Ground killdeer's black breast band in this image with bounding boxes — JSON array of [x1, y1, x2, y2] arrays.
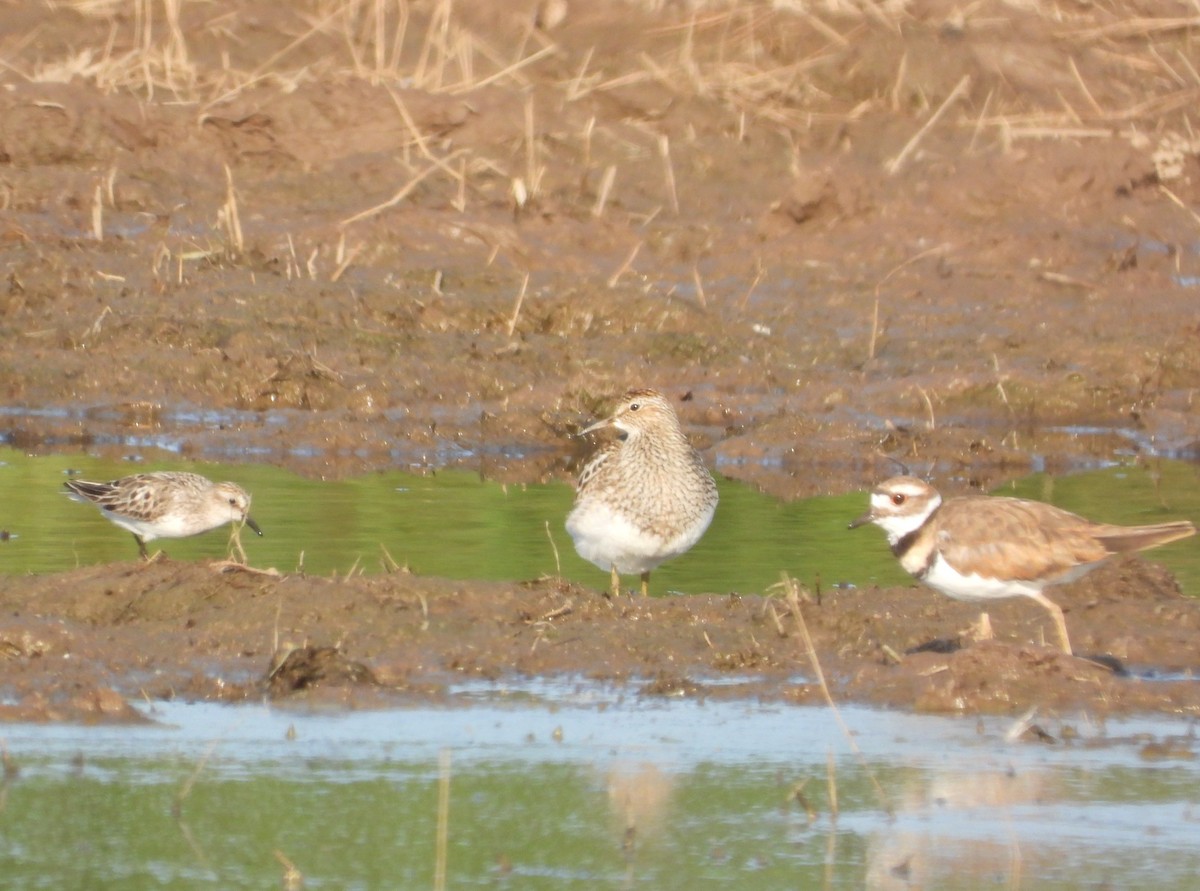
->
[[892, 528, 937, 579], [891, 528, 918, 559]]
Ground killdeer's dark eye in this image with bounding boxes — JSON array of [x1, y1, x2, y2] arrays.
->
[[891, 493, 906, 506]]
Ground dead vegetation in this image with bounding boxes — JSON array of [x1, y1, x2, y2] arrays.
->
[[0, 0, 1197, 493], [14, 1, 1198, 226]]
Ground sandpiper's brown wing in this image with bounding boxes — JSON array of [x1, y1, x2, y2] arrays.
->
[[575, 440, 616, 493], [63, 479, 118, 504], [934, 496, 1115, 582], [64, 474, 165, 522]]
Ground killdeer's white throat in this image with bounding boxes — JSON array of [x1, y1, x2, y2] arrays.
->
[[850, 475, 1195, 655], [566, 388, 718, 597]]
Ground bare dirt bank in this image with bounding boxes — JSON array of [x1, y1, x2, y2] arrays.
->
[[1, 1, 1199, 720]]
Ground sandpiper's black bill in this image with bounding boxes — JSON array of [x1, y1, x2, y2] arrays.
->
[[245, 517, 264, 536]]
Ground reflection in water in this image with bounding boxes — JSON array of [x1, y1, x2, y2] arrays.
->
[[605, 760, 674, 846], [867, 768, 1054, 890], [2, 695, 1200, 888]]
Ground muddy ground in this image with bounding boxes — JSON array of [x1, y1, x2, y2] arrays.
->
[[1, 0, 1200, 721]]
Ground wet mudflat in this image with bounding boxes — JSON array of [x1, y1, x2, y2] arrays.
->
[[6, 3, 1200, 886], [0, 3, 1199, 717]]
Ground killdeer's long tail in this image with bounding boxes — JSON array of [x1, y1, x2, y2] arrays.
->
[[1094, 520, 1195, 555]]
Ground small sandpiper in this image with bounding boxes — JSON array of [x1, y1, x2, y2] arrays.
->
[[566, 388, 719, 597], [65, 471, 262, 560], [850, 475, 1196, 654]]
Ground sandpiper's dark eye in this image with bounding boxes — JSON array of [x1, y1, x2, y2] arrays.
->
[[891, 493, 906, 505], [229, 498, 238, 506], [629, 402, 641, 411]]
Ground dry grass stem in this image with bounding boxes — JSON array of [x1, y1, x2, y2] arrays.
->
[[968, 88, 994, 154], [867, 298, 880, 361], [91, 184, 103, 241], [800, 10, 851, 48], [454, 156, 467, 212], [657, 134, 680, 215], [274, 850, 304, 891], [1067, 16, 1200, 43], [826, 749, 838, 820], [1068, 55, 1105, 116], [512, 177, 529, 211], [977, 125, 1115, 141], [379, 543, 404, 574], [523, 94, 543, 202], [992, 352, 1014, 417], [690, 265, 707, 308], [226, 520, 248, 564], [174, 736, 222, 816], [220, 164, 244, 254], [506, 273, 531, 337], [385, 85, 440, 161], [916, 384, 936, 431], [330, 242, 364, 283], [434, 747, 451, 891], [781, 575, 891, 817], [210, 560, 280, 577], [450, 43, 555, 94], [592, 164, 617, 217], [607, 241, 643, 288], [341, 153, 463, 226], [81, 305, 112, 343], [871, 243, 952, 360], [889, 50, 908, 113], [1175, 50, 1200, 87], [886, 74, 971, 175], [1159, 184, 1200, 228], [567, 46, 597, 101], [544, 519, 562, 577], [738, 264, 764, 310]]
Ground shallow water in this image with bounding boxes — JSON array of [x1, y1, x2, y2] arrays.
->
[[1, 448, 1199, 596], [1, 687, 1198, 889]]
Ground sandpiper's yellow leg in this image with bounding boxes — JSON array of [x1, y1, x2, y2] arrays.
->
[[609, 565, 621, 598], [640, 571, 651, 598]]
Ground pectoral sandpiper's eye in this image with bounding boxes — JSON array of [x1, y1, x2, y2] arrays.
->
[[629, 402, 641, 411]]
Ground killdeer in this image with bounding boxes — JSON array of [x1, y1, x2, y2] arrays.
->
[[849, 475, 1196, 655], [566, 388, 718, 597]]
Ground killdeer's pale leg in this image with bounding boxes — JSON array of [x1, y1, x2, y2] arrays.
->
[[1028, 592, 1072, 655]]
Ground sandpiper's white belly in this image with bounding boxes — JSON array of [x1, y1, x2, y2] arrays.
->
[[566, 499, 715, 575], [109, 511, 204, 541]]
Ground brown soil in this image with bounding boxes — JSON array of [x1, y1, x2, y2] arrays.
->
[[2, 0, 1200, 721], [3, 555, 1199, 722]]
